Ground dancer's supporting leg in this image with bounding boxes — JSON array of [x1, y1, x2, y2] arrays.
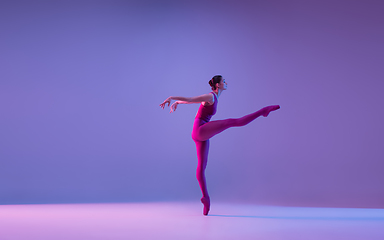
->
[[194, 139, 210, 215], [194, 105, 280, 142]]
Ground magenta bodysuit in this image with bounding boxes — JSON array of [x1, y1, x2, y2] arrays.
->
[[192, 92, 218, 215], [195, 92, 218, 122], [190, 91, 279, 215], [192, 92, 218, 142]]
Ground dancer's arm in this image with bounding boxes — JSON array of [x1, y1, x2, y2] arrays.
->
[[169, 100, 198, 113], [171, 94, 214, 103], [160, 94, 214, 113], [160, 93, 214, 111]]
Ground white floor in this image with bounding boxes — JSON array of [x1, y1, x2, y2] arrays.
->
[[1, 202, 383, 240]]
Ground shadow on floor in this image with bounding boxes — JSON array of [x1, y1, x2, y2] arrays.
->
[[209, 214, 384, 221]]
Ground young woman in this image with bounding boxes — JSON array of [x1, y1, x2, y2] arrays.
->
[[160, 75, 280, 216]]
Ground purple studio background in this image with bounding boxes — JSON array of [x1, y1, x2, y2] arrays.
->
[[0, 0, 383, 207]]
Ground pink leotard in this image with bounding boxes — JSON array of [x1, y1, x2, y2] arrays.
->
[[195, 92, 218, 122]]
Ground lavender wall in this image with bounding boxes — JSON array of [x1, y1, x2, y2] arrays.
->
[[1, 0, 383, 207]]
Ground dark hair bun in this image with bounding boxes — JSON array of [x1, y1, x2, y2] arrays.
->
[[209, 75, 222, 90]]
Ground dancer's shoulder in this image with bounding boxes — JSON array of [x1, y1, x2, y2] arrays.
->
[[204, 92, 215, 105]]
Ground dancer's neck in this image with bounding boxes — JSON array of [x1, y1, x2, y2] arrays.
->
[[213, 89, 223, 98]]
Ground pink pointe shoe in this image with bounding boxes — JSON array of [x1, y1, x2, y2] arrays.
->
[[201, 197, 210, 216], [262, 105, 280, 117]]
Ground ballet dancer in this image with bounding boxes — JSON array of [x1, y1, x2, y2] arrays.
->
[[160, 75, 280, 216]]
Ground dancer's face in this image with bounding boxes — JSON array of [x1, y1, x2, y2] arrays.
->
[[217, 78, 228, 90]]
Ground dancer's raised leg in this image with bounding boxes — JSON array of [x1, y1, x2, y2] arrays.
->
[[194, 139, 210, 215], [194, 105, 280, 141]]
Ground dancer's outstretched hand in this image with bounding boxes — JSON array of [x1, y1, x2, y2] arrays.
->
[[170, 101, 179, 113], [160, 97, 172, 109]]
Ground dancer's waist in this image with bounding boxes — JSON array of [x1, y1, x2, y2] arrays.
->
[[195, 116, 211, 122]]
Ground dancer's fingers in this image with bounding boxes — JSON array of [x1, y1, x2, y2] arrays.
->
[[170, 102, 178, 112]]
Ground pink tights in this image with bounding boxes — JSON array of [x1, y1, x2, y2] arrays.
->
[[191, 105, 280, 215]]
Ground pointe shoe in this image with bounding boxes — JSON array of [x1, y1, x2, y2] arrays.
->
[[262, 105, 280, 117], [201, 197, 210, 216]]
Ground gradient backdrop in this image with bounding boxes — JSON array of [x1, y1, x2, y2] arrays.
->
[[1, 0, 383, 207]]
